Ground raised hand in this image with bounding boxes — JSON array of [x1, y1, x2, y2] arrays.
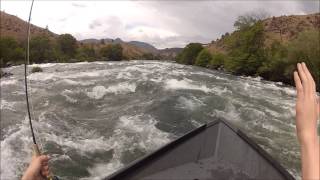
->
[[293, 62, 319, 180]]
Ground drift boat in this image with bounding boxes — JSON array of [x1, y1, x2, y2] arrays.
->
[[106, 119, 295, 180]]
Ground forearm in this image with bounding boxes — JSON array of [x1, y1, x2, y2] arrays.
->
[[300, 136, 320, 180]]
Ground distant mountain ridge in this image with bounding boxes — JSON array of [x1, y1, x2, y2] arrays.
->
[[80, 38, 158, 52]]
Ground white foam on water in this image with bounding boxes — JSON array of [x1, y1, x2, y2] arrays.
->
[[59, 79, 94, 86], [211, 102, 242, 122], [87, 83, 136, 99], [170, 69, 188, 76], [190, 119, 203, 127], [81, 161, 122, 180], [0, 121, 33, 179], [28, 72, 55, 81], [44, 133, 112, 155], [61, 89, 78, 103], [22, 113, 170, 180], [164, 79, 211, 93], [74, 61, 89, 65], [1, 100, 16, 111], [107, 83, 136, 95], [261, 123, 281, 133], [82, 114, 171, 179], [118, 115, 170, 150], [87, 86, 107, 99], [116, 71, 133, 80], [164, 78, 230, 95], [64, 71, 102, 79], [61, 79, 78, 85], [93, 61, 107, 65], [241, 75, 262, 82], [0, 79, 18, 86], [149, 76, 164, 83], [29, 63, 58, 68], [123, 66, 153, 74], [190, 71, 214, 78], [264, 108, 280, 117], [282, 87, 296, 97], [175, 96, 204, 111]]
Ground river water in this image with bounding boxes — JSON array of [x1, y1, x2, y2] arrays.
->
[[0, 61, 304, 179]]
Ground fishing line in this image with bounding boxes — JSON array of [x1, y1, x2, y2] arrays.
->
[[24, 0, 37, 145], [24, 1, 59, 179]]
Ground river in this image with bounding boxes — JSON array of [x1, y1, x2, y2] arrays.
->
[[1, 61, 302, 179]]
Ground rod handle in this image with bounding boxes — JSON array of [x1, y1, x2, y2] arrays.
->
[[32, 144, 60, 180], [32, 143, 41, 156]]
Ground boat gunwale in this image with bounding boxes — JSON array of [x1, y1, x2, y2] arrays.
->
[[106, 119, 295, 180]]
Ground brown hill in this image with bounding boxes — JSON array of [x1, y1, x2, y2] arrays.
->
[[0, 11, 57, 41], [207, 13, 320, 53], [0, 11, 159, 60]]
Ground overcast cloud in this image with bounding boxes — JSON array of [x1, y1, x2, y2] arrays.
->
[[1, 1, 319, 49]]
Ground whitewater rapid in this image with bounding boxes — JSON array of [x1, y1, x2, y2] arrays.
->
[[1, 61, 302, 179]]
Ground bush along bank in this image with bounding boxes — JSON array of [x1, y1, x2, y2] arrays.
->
[[176, 20, 319, 91]]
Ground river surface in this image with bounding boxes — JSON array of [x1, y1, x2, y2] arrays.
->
[[0, 61, 306, 179]]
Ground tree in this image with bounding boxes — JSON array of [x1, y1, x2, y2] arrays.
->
[[0, 37, 24, 67], [195, 49, 212, 67], [77, 45, 96, 61], [30, 35, 55, 63], [234, 11, 270, 30], [226, 21, 266, 75], [57, 34, 77, 58], [99, 44, 123, 61], [176, 43, 203, 65], [257, 41, 288, 82], [141, 53, 157, 60], [209, 53, 227, 69]]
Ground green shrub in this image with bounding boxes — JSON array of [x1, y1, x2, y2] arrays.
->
[[209, 53, 227, 69], [30, 35, 55, 63], [57, 34, 78, 58], [225, 21, 265, 75], [100, 44, 123, 61], [286, 30, 320, 90], [31, 66, 43, 73], [0, 37, 25, 67], [176, 43, 203, 65], [195, 49, 212, 67], [257, 41, 288, 82]]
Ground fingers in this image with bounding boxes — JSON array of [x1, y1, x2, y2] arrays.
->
[[297, 63, 309, 93], [38, 155, 49, 163], [317, 96, 320, 116], [41, 165, 50, 177], [294, 71, 303, 98], [301, 62, 316, 94], [39, 155, 50, 177]]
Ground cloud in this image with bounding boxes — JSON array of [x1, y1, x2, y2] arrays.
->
[[71, 3, 87, 8], [297, 1, 320, 13], [1, 1, 318, 48], [89, 19, 102, 30]]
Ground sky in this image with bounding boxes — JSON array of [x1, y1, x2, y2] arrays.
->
[[1, 0, 319, 49]]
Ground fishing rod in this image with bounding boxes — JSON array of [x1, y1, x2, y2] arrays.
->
[[24, 1, 58, 179]]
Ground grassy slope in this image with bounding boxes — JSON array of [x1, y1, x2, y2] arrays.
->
[[207, 13, 320, 54]]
